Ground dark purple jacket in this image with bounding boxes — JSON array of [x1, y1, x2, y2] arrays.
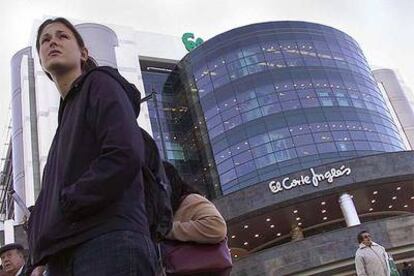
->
[[28, 69, 149, 265]]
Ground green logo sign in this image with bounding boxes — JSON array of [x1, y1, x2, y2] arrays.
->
[[182, 33, 204, 52]]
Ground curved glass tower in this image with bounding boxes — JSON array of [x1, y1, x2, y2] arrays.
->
[[170, 21, 405, 195]]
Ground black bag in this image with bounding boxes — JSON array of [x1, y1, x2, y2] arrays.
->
[[86, 67, 173, 241], [141, 129, 173, 241]]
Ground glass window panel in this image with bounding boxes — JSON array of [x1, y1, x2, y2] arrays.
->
[[298, 89, 316, 98], [258, 94, 279, 105], [252, 143, 273, 158], [261, 103, 282, 116], [350, 131, 367, 140], [235, 161, 256, 176], [220, 169, 237, 184], [317, 143, 337, 153], [249, 133, 270, 147], [332, 131, 351, 141], [244, 53, 265, 65], [255, 153, 277, 168], [313, 132, 333, 143], [293, 134, 314, 146], [286, 58, 304, 67], [166, 150, 185, 160], [217, 158, 234, 174], [289, 124, 311, 135], [212, 138, 230, 154], [221, 108, 239, 121], [233, 150, 253, 165], [281, 99, 301, 111], [272, 138, 294, 151], [268, 128, 290, 140], [206, 114, 222, 128], [255, 84, 275, 97], [366, 132, 381, 141], [230, 140, 250, 153], [278, 91, 298, 101], [369, 142, 385, 151], [236, 88, 257, 103], [264, 49, 283, 61], [275, 148, 297, 162], [354, 141, 371, 151], [224, 115, 242, 130], [247, 63, 267, 74], [241, 108, 262, 122], [336, 142, 355, 151], [242, 44, 262, 56], [300, 97, 320, 107], [211, 75, 230, 89], [297, 144, 318, 156], [320, 97, 334, 106], [337, 97, 351, 106], [304, 57, 321, 66], [209, 124, 224, 139]]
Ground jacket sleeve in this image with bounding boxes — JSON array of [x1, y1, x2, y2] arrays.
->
[[166, 194, 227, 244], [60, 72, 143, 220], [355, 253, 367, 276]]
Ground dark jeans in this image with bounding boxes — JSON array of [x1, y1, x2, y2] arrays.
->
[[46, 230, 156, 276]]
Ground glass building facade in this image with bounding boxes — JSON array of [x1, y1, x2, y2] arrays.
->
[[165, 21, 406, 195], [140, 59, 218, 196]]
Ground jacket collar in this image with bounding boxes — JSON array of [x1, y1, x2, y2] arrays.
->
[[359, 241, 379, 249]]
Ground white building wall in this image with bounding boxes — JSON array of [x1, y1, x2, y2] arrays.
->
[[373, 69, 414, 150]]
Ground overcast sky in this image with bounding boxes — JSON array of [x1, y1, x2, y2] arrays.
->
[[0, 0, 413, 156]]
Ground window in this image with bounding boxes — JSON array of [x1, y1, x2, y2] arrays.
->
[[220, 169, 237, 184], [293, 134, 314, 146], [272, 138, 294, 151], [275, 148, 297, 162], [252, 143, 273, 158], [317, 143, 337, 153], [297, 144, 318, 156], [255, 153, 277, 167], [235, 161, 256, 176]]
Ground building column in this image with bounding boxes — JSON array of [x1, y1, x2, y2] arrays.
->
[[339, 193, 360, 227], [4, 219, 15, 244]]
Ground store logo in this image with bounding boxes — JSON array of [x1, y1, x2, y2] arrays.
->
[[268, 165, 351, 194], [182, 32, 204, 52]]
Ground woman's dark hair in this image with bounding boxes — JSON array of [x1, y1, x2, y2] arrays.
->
[[36, 17, 97, 80], [357, 230, 369, 243], [162, 161, 201, 213]]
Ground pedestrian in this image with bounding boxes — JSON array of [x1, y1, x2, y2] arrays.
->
[[290, 224, 304, 241], [162, 161, 230, 275], [28, 17, 155, 275], [0, 243, 26, 276], [355, 230, 390, 276]]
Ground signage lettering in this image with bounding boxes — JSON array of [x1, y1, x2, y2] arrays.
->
[[269, 165, 351, 194], [182, 32, 204, 52]]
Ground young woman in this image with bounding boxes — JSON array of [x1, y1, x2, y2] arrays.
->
[[28, 17, 156, 275]]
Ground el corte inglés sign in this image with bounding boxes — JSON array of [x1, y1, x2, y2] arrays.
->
[[268, 165, 351, 194]]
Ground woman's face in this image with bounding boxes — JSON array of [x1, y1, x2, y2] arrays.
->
[[38, 22, 87, 78]]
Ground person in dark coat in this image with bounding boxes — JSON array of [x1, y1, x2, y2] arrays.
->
[[28, 17, 155, 275], [0, 243, 26, 276]]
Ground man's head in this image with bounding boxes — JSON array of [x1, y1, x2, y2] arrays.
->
[[0, 243, 25, 274], [357, 230, 372, 246]]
